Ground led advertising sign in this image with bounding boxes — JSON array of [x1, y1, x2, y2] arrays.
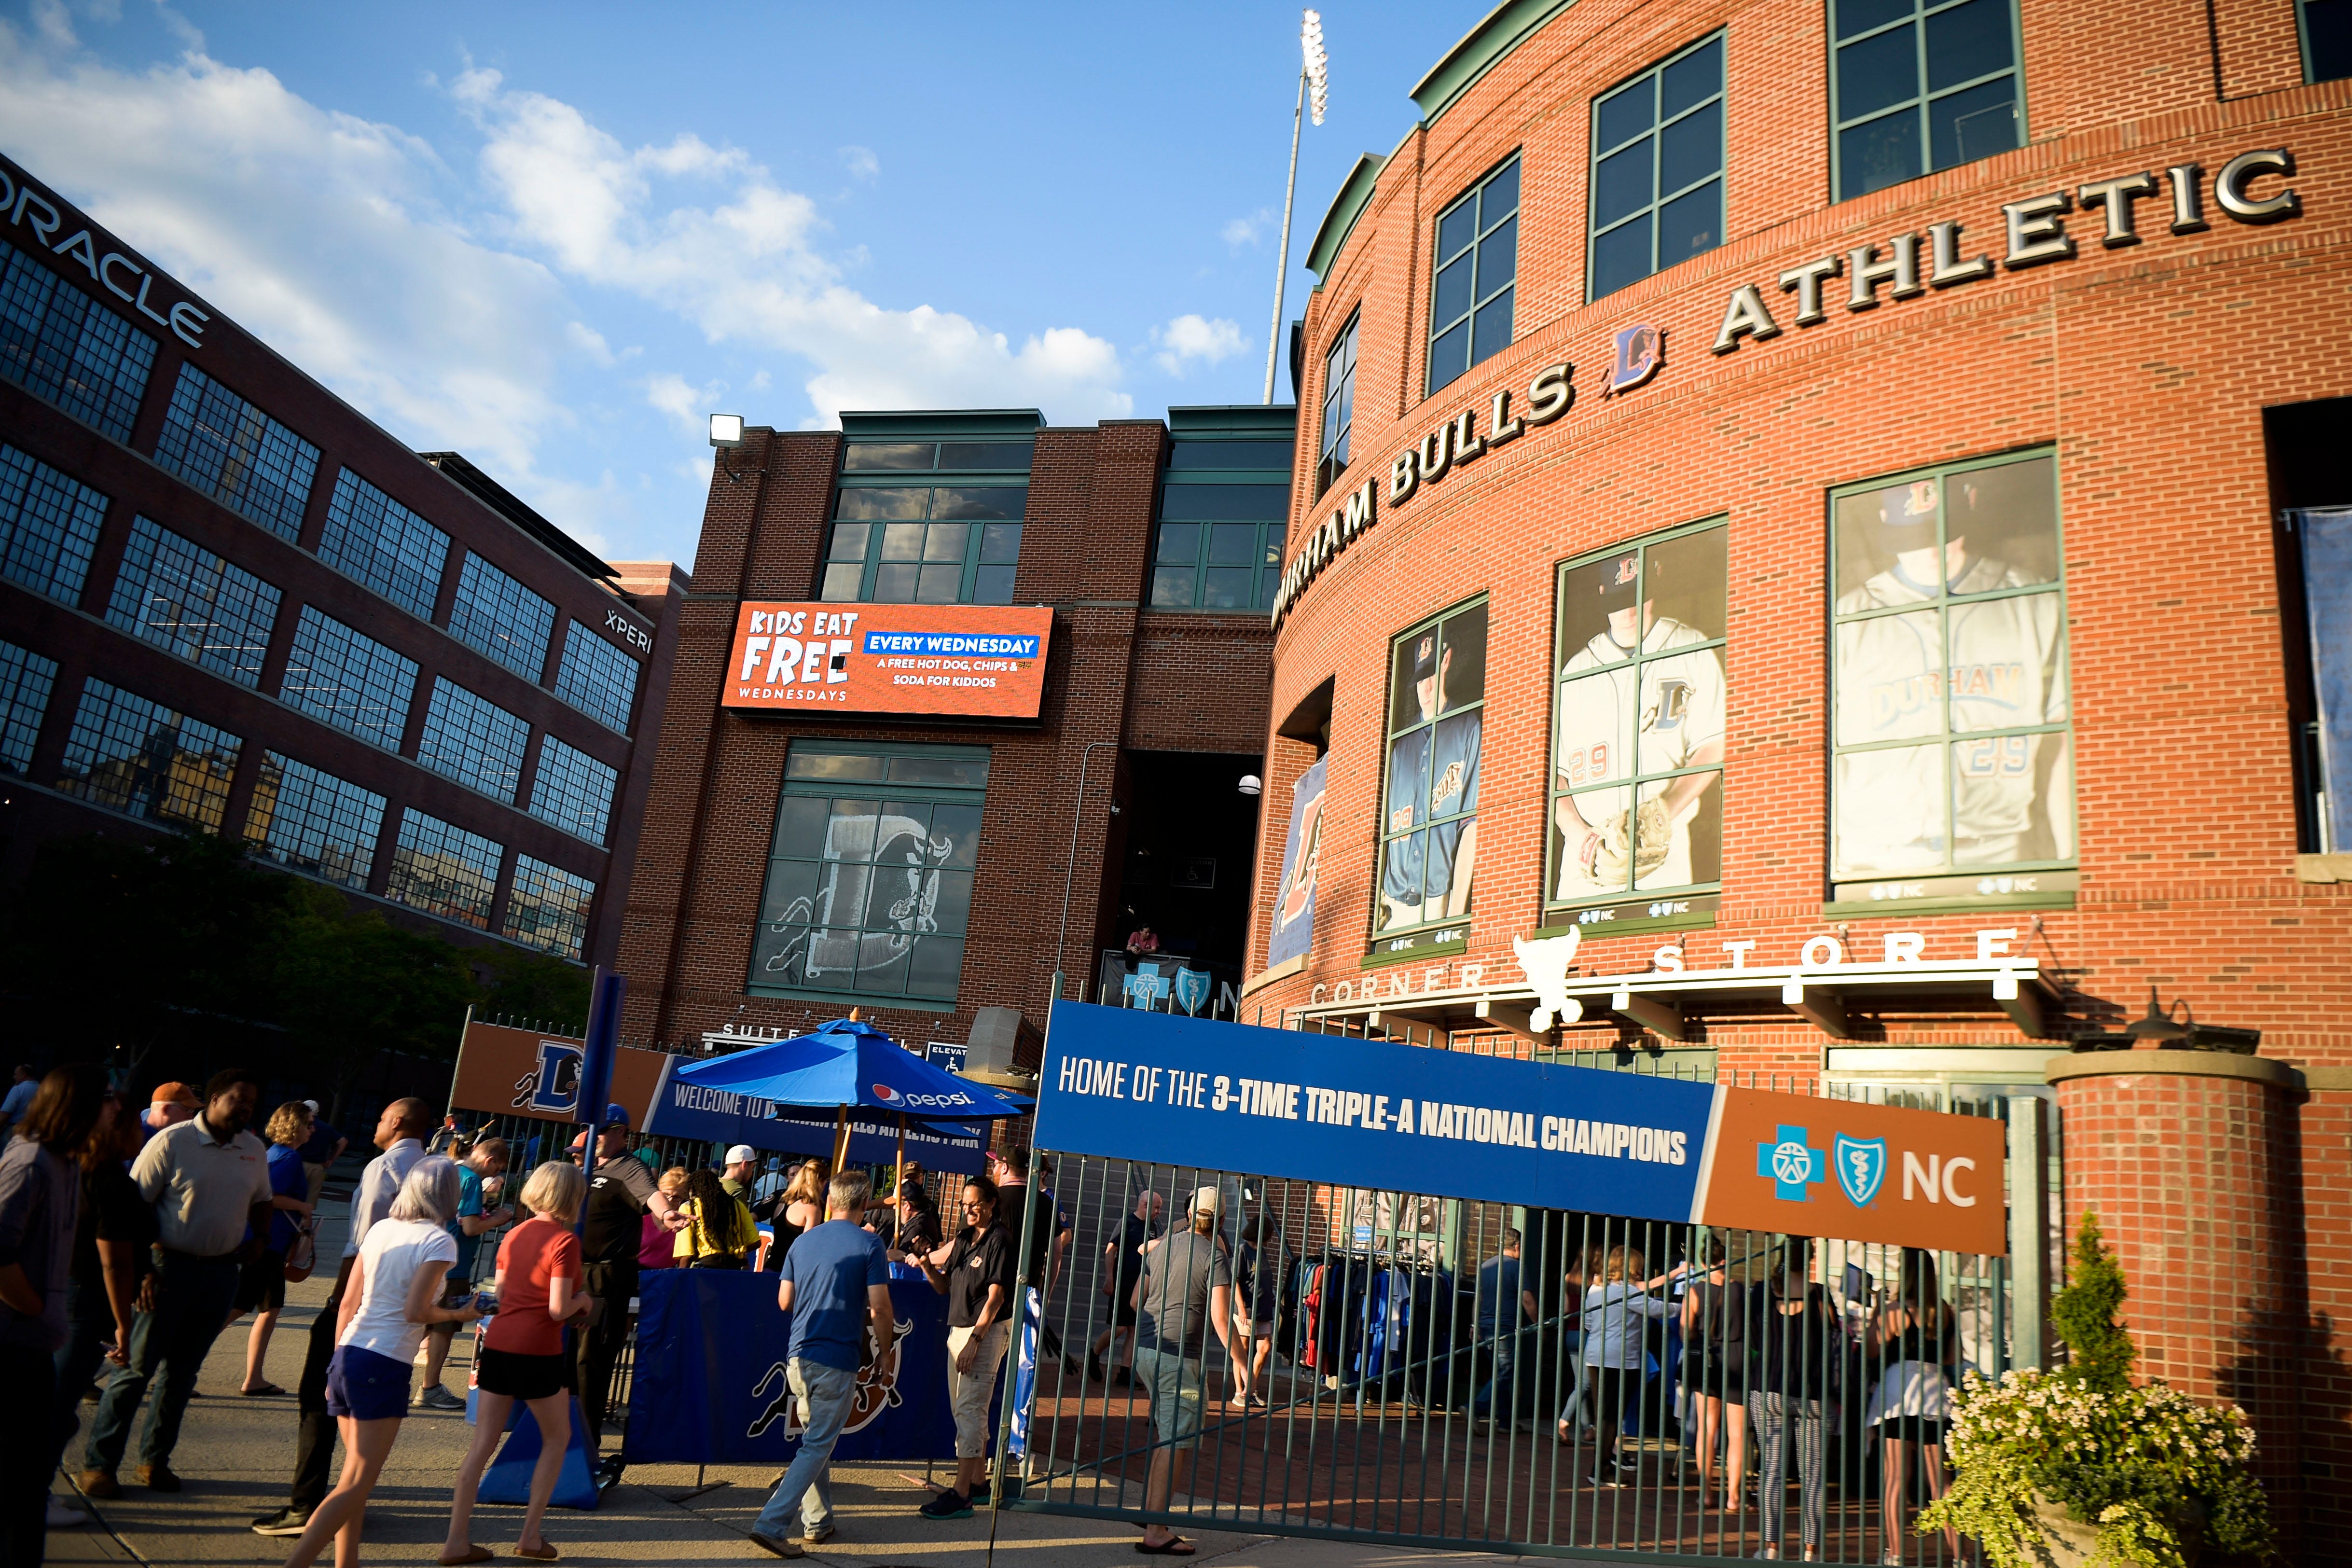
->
[[722, 601, 1053, 720]]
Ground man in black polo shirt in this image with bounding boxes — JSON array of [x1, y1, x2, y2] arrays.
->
[[914, 1175, 1015, 1520], [575, 1106, 681, 1466], [988, 1146, 1071, 1362]]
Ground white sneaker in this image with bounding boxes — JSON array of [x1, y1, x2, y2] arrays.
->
[[47, 1497, 89, 1527]]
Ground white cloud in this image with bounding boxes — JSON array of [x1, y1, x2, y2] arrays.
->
[[1152, 314, 1247, 377], [1222, 208, 1274, 249], [643, 371, 722, 434], [565, 319, 617, 365], [839, 144, 878, 181]]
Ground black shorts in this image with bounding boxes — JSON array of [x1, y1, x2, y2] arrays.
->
[[234, 1248, 286, 1315], [1882, 1415, 1946, 1444], [478, 1347, 571, 1401]]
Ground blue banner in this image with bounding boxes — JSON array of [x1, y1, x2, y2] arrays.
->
[[1036, 1002, 1719, 1224], [644, 1055, 987, 1173], [1266, 756, 1327, 967], [624, 1272, 959, 1465]]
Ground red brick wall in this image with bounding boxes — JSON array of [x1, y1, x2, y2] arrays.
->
[[2297, 1083, 2352, 1541]]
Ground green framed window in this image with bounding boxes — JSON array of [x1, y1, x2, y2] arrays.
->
[[822, 438, 1029, 605], [2302, 0, 2352, 81], [1375, 598, 1487, 942], [750, 740, 990, 1011], [1830, 450, 2071, 900], [1426, 157, 1519, 398], [1315, 311, 1356, 500], [1549, 518, 1728, 910], [1149, 437, 1290, 613], [1830, 0, 2022, 202], [1590, 34, 1725, 301]]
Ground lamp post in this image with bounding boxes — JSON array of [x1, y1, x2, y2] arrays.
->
[[1049, 741, 1121, 1018], [1260, 10, 1328, 404]]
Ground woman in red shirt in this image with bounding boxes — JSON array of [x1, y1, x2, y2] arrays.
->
[[440, 1162, 592, 1565]]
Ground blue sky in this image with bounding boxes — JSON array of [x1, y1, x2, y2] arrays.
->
[[0, 0, 1487, 566]]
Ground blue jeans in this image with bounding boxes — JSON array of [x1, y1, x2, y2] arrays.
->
[[1473, 1327, 1517, 1416], [750, 1359, 852, 1539], [50, 1278, 118, 1476], [85, 1249, 241, 1473]]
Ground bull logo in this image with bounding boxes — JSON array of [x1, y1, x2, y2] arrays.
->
[[1834, 1134, 1888, 1207], [516, 1041, 582, 1113], [1605, 323, 1664, 396], [748, 1314, 912, 1440], [1512, 929, 1583, 1032]]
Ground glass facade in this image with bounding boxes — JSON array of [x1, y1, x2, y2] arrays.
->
[[415, 677, 530, 802], [0, 638, 59, 776], [105, 516, 281, 687], [528, 734, 617, 846], [553, 623, 642, 734], [448, 552, 556, 683], [1426, 157, 1520, 397], [2306, 0, 2352, 81], [317, 468, 451, 620], [1316, 314, 1357, 500], [1831, 0, 2022, 201], [151, 363, 320, 542], [1376, 601, 1488, 942], [751, 741, 989, 1007], [55, 679, 241, 832], [1590, 34, 1725, 301], [1150, 473, 1288, 613], [245, 752, 386, 888], [386, 809, 504, 930], [0, 443, 109, 607], [505, 854, 595, 962], [0, 238, 155, 443], [279, 606, 418, 752], [822, 486, 1025, 605]]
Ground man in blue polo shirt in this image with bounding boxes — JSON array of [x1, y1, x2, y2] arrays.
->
[[748, 1172, 893, 1558]]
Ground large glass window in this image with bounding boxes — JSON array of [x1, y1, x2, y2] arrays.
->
[[1831, 0, 2021, 202], [822, 485, 1025, 605], [553, 623, 642, 734], [415, 678, 530, 803], [2305, 0, 2352, 81], [751, 741, 989, 1008], [316, 469, 450, 620], [386, 809, 504, 930], [1550, 522, 1728, 911], [1590, 34, 1725, 301], [244, 752, 385, 888], [105, 516, 281, 687], [1376, 601, 1487, 941], [0, 239, 156, 443], [151, 364, 319, 542], [447, 553, 556, 683], [278, 607, 417, 753], [1831, 451, 2071, 897], [1315, 313, 1357, 500], [0, 638, 59, 775], [1426, 157, 1519, 397], [0, 443, 109, 607], [504, 854, 595, 962], [1150, 480, 1288, 613], [54, 679, 240, 832], [528, 735, 617, 846]]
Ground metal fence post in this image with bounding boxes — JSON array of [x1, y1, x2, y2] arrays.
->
[[2006, 1093, 2051, 1371]]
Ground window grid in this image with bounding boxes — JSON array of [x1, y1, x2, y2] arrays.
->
[[1830, 0, 2023, 203], [1149, 479, 1290, 613], [0, 443, 110, 606], [416, 678, 530, 803], [528, 735, 618, 846], [1375, 600, 1488, 943], [245, 752, 386, 889], [0, 638, 60, 775], [279, 606, 418, 752], [505, 854, 595, 962], [1426, 157, 1520, 398], [386, 809, 504, 930], [1588, 34, 1726, 303], [151, 363, 320, 542], [1315, 313, 1358, 500], [55, 678, 241, 832], [2303, 0, 2352, 83], [553, 623, 642, 734], [821, 484, 1025, 605], [0, 239, 156, 442], [105, 515, 282, 687], [447, 553, 556, 683], [316, 469, 451, 620]]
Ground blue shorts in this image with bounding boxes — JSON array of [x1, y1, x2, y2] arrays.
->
[[326, 1345, 412, 1421]]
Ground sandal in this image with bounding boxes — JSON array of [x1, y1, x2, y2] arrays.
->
[[1136, 1539, 1195, 1556], [241, 1382, 287, 1397], [439, 1550, 494, 1566], [515, 1545, 561, 1562]]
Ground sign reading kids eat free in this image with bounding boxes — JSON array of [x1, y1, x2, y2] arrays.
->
[[1036, 1003, 2006, 1255], [723, 602, 1053, 720]]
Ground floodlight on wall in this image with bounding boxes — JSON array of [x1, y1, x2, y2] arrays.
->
[[708, 413, 757, 485], [1237, 774, 1262, 796]]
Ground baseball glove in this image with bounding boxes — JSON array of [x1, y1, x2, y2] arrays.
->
[[1584, 796, 1674, 885]]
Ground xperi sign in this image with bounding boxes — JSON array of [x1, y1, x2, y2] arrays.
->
[[1035, 1003, 2006, 1254], [723, 602, 1053, 720]]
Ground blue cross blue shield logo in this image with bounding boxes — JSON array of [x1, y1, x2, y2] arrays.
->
[[1123, 964, 1172, 1009], [1756, 1125, 1827, 1202], [1173, 967, 1212, 1016], [1833, 1134, 1887, 1207]]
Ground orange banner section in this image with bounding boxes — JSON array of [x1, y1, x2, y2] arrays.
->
[[449, 1022, 672, 1127], [720, 602, 1052, 719], [1701, 1086, 2008, 1256]]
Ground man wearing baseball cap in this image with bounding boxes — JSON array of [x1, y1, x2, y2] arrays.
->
[[141, 1083, 199, 1138], [575, 1105, 683, 1468], [1133, 1185, 1236, 1555], [720, 1145, 761, 1208]]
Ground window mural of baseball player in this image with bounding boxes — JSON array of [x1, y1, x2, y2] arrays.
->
[[1378, 602, 1486, 933], [1551, 526, 1728, 902], [1830, 453, 2072, 884]]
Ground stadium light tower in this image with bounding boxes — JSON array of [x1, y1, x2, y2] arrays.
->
[[1262, 9, 1328, 405]]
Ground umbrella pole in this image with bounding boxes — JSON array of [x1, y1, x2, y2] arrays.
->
[[895, 1112, 906, 1227], [831, 1103, 851, 1178]]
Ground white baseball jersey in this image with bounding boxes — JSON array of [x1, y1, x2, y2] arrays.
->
[[1833, 555, 2068, 876], [1554, 617, 1726, 897]]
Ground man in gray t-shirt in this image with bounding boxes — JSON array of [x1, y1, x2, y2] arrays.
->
[[1130, 1187, 1234, 1555]]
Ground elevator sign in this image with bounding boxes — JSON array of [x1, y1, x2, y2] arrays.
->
[[722, 601, 1053, 719]]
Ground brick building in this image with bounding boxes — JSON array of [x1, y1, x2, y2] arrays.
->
[[1241, 0, 2352, 1549], [0, 152, 681, 969], [617, 405, 1289, 1062]]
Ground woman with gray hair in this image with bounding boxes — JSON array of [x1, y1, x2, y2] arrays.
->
[[280, 1156, 482, 1568]]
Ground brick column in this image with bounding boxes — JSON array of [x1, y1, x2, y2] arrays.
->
[[2297, 1069, 2352, 1547], [2045, 1051, 2305, 1548]]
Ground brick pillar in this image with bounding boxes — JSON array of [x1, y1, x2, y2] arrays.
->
[[2046, 1051, 2305, 1550], [2298, 1070, 2352, 1548]]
